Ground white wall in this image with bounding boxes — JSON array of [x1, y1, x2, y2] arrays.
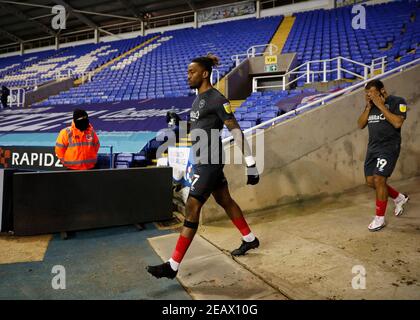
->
[[261, 0, 394, 18], [363, 0, 393, 5], [0, 51, 25, 59], [261, 0, 333, 17], [145, 22, 195, 35], [101, 30, 143, 42], [0, 39, 96, 59], [60, 38, 96, 48], [198, 13, 257, 27], [24, 45, 56, 54]]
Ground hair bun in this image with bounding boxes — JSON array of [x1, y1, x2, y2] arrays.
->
[[206, 53, 220, 67]]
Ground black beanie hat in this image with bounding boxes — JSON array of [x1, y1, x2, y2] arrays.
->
[[73, 108, 88, 121], [166, 111, 180, 125]]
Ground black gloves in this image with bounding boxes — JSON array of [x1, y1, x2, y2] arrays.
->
[[246, 164, 260, 185]]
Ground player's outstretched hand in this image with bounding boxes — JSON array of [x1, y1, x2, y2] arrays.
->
[[246, 164, 260, 185]]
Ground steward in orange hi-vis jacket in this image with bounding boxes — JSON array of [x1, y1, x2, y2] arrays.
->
[[55, 109, 100, 170]]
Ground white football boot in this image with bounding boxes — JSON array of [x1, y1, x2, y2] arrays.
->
[[368, 216, 386, 232], [394, 194, 409, 216]]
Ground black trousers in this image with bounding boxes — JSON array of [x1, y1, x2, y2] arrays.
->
[[1, 97, 8, 108]]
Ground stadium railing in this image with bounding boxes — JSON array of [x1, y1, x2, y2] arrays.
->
[[222, 57, 420, 144]]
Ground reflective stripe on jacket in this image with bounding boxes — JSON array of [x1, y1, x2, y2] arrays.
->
[[55, 121, 100, 170]]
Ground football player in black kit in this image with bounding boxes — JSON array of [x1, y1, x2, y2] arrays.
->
[[358, 79, 409, 232], [147, 54, 260, 279]]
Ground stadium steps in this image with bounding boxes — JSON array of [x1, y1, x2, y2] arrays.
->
[[73, 35, 161, 85], [266, 16, 296, 54], [215, 18, 285, 97], [380, 42, 393, 51], [230, 100, 245, 112]]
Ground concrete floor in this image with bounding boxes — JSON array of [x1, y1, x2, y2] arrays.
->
[[0, 224, 191, 300], [2, 177, 419, 300], [193, 176, 420, 300], [148, 233, 287, 300]]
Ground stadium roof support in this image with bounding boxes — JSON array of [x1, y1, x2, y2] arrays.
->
[[185, 0, 197, 11], [51, 0, 116, 37], [52, 0, 98, 30], [118, 0, 144, 21], [0, 2, 56, 37], [0, 27, 22, 43]]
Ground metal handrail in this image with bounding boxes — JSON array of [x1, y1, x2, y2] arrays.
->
[[246, 43, 278, 57], [231, 53, 248, 59], [55, 69, 93, 83], [371, 56, 387, 74], [79, 71, 93, 84], [211, 68, 220, 89], [222, 57, 420, 145], [231, 43, 279, 66], [25, 78, 38, 88], [55, 69, 74, 81], [8, 87, 26, 108], [340, 56, 370, 68], [252, 56, 387, 92], [340, 67, 366, 80]]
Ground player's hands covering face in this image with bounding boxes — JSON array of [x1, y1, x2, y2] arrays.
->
[[370, 89, 386, 108]]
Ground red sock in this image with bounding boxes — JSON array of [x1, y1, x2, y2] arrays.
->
[[387, 185, 399, 199], [231, 217, 252, 236], [376, 199, 388, 217], [171, 235, 193, 263]]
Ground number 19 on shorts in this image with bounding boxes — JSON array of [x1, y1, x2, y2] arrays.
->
[[376, 158, 387, 172]]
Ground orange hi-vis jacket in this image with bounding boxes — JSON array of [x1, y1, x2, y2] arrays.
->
[[55, 122, 100, 170]]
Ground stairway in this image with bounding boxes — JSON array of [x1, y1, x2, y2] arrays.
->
[[265, 16, 296, 55], [229, 99, 245, 112], [73, 35, 160, 85], [215, 76, 227, 97], [214, 17, 290, 97]]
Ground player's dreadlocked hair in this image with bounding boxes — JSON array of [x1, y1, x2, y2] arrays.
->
[[191, 53, 219, 78]]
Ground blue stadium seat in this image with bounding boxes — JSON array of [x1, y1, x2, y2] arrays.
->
[[243, 112, 259, 122]]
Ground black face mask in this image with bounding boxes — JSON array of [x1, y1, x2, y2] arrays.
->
[[75, 118, 89, 131]]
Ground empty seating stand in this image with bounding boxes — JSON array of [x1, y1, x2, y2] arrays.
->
[[230, 87, 327, 132], [282, 1, 419, 85], [33, 16, 282, 106]]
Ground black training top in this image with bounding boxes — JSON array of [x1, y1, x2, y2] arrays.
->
[[189, 87, 235, 165], [367, 95, 407, 152]]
